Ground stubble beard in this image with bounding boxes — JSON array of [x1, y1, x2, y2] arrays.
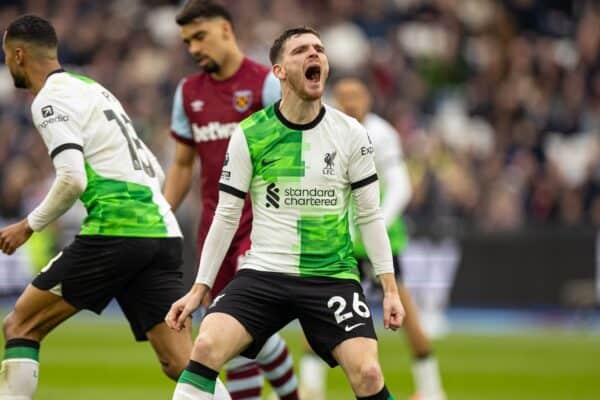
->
[[199, 60, 220, 74], [11, 70, 28, 89]]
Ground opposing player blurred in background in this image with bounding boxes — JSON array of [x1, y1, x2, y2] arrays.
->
[[0, 14, 230, 399], [163, 1, 298, 399]]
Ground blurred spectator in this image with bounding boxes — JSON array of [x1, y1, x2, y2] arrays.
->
[[1, 0, 600, 254]]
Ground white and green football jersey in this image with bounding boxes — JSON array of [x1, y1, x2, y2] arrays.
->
[[31, 70, 181, 238], [220, 101, 378, 281]]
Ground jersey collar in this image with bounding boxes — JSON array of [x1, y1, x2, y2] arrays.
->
[[274, 100, 326, 131], [46, 68, 65, 79]]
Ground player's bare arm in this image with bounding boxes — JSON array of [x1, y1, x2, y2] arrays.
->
[[0, 219, 33, 255], [164, 141, 196, 211]]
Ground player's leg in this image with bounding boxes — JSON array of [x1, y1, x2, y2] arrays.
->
[[116, 237, 192, 380], [174, 313, 253, 399], [143, 319, 231, 399], [255, 333, 299, 400], [332, 338, 393, 398], [296, 253, 380, 399], [398, 284, 445, 400], [226, 357, 263, 400], [1, 285, 77, 399], [174, 270, 294, 400], [298, 251, 376, 400], [113, 236, 229, 398], [2, 235, 130, 399], [145, 321, 193, 380], [297, 276, 396, 399], [147, 322, 232, 399], [219, 241, 264, 400]]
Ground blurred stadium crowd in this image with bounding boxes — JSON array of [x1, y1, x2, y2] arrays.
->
[[1, 0, 600, 250]]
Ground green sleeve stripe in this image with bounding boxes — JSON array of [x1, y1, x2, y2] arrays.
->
[[177, 370, 216, 393], [3, 347, 39, 361]]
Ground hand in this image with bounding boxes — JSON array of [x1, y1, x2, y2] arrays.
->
[[165, 284, 209, 331], [383, 291, 405, 331], [0, 219, 34, 255], [378, 272, 404, 330]]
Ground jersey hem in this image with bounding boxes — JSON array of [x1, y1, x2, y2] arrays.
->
[[78, 231, 182, 238], [170, 130, 195, 147], [238, 265, 360, 282]]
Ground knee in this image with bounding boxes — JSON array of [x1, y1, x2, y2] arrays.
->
[[191, 333, 227, 370], [360, 361, 383, 383], [159, 355, 187, 381], [354, 361, 384, 393]]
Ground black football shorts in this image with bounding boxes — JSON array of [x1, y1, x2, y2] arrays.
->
[[206, 269, 377, 367], [33, 235, 184, 341]]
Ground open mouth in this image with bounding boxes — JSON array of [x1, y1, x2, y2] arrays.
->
[[305, 65, 321, 82]]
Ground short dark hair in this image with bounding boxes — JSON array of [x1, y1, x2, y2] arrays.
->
[[269, 26, 320, 65], [5, 14, 58, 48], [175, 0, 233, 26]]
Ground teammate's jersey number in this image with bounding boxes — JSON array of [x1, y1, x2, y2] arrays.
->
[[104, 109, 155, 177], [327, 292, 370, 324]]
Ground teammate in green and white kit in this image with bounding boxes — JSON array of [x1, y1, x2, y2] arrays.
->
[[166, 27, 404, 400], [0, 15, 230, 399]]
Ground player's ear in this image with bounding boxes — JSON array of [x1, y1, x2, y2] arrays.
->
[[273, 63, 285, 80], [221, 20, 232, 40], [14, 46, 25, 65]]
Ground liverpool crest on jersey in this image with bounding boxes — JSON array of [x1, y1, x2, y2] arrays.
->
[[233, 90, 252, 113], [323, 151, 336, 175]]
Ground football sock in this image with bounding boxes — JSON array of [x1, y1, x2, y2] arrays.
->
[[356, 385, 394, 400], [256, 334, 299, 399], [173, 360, 219, 400], [226, 357, 262, 400], [412, 354, 444, 397], [0, 339, 40, 400], [214, 378, 232, 400], [298, 350, 326, 395]]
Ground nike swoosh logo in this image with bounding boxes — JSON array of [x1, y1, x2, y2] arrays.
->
[[261, 158, 280, 167], [344, 323, 365, 332]]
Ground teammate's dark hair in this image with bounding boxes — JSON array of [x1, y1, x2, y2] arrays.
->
[[5, 14, 58, 48], [175, 0, 233, 26], [269, 26, 320, 65]]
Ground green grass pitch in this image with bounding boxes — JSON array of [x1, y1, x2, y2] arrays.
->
[[2, 313, 599, 399]]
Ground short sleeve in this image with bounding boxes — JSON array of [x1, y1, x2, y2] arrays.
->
[[347, 123, 378, 190], [219, 126, 253, 198], [372, 120, 403, 173], [170, 79, 194, 145], [31, 94, 84, 159], [261, 72, 281, 107]]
